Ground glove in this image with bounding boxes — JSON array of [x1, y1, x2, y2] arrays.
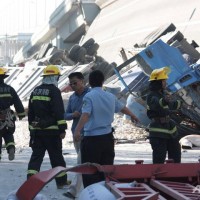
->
[[163, 95, 172, 103]]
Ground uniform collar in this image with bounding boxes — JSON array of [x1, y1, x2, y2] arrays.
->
[[75, 87, 90, 96]]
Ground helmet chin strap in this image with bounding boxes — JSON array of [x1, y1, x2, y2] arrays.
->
[[42, 75, 59, 87]]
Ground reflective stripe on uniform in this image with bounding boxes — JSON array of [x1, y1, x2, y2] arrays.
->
[[27, 169, 38, 175], [29, 125, 59, 130], [159, 98, 169, 108], [31, 96, 51, 102], [149, 126, 177, 134], [0, 94, 12, 98], [6, 142, 15, 148], [18, 112, 26, 116], [57, 120, 66, 125], [56, 171, 66, 178], [177, 100, 181, 109]]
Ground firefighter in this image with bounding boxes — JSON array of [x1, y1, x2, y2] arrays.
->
[[27, 65, 69, 189], [0, 67, 25, 161], [146, 67, 182, 164]]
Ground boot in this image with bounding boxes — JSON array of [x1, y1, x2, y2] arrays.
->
[[57, 180, 71, 189], [8, 147, 15, 161]]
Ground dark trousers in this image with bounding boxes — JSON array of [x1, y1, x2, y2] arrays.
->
[[0, 126, 15, 158], [27, 134, 67, 185], [150, 137, 181, 164], [81, 133, 115, 188]]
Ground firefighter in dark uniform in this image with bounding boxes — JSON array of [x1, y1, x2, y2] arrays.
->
[[146, 67, 182, 164], [0, 67, 25, 161], [27, 65, 69, 189]]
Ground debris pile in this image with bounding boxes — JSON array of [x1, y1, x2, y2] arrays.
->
[[113, 114, 148, 143], [19, 38, 116, 83]]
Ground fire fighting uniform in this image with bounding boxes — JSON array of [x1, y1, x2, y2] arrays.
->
[[147, 88, 182, 164], [27, 82, 68, 187], [0, 80, 25, 161]]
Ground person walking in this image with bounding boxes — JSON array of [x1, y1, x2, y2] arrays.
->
[[27, 65, 69, 189], [74, 70, 139, 188], [0, 67, 26, 161], [146, 66, 182, 164], [63, 72, 90, 198]]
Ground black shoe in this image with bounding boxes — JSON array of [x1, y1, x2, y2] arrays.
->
[[63, 192, 75, 199], [8, 148, 15, 161], [57, 180, 71, 189]]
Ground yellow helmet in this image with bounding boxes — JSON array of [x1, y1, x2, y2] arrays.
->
[[42, 65, 61, 76], [0, 67, 9, 78], [149, 67, 171, 81]]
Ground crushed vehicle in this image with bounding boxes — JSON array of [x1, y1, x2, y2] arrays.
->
[[104, 23, 200, 137], [4, 37, 116, 106]]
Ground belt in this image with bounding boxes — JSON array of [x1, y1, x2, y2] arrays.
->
[[84, 132, 113, 139], [152, 116, 170, 123]]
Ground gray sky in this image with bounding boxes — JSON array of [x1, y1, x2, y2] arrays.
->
[[0, 0, 63, 35]]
